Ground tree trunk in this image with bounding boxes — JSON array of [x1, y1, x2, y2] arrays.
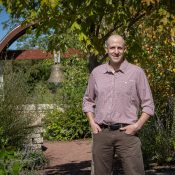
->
[[88, 54, 99, 73]]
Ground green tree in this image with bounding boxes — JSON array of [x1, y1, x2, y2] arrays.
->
[[1, 0, 172, 70]]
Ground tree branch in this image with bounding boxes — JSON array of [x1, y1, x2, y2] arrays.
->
[[95, 15, 104, 37], [125, 5, 153, 33], [101, 22, 123, 42]]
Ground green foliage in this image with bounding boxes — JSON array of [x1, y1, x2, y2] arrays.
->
[[11, 59, 52, 93], [44, 109, 90, 140], [0, 149, 22, 175], [0, 61, 35, 148], [10, 59, 57, 104], [2, 0, 175, 71], [44, 56, 91, 140], [31, 81, 55, 104], [21, 148, 47, 172], [140, 112, 175, 165], [0, 0, 165, 55], [0, 147, 47, 175]]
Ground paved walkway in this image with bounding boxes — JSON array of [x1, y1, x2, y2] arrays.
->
[[40, 139, 175, 175], [41, 139, 92, 175]]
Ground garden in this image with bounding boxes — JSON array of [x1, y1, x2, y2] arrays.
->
[[0, 0, 175, 174]]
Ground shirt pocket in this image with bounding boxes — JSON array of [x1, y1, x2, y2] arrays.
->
[[116, 80, 136, 97]]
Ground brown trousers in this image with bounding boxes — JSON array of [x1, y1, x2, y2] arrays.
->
[[92, 129, 145, 175]]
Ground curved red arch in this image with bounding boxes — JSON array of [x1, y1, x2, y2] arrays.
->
[[0, 22, 37, 52], [0, 22, 81, 60]]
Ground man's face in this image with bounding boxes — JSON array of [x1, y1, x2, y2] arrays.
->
[[106, 36, 125, 65]]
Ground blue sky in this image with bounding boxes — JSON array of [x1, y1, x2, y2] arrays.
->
[[0, 6, 17, 49]]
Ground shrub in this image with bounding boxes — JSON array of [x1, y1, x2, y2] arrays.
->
[[11, 59, 54, 104], [140, 100, 175, 165], [0, 149, 23, 175], [44, 108, 90, 141], [0, 147, 47, 175], [0, 61, 35, 148], [44, 56, 91, 140]]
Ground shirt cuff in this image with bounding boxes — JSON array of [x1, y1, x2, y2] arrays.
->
[[82, 106, 95, 113], [142, 107, 154, 116]]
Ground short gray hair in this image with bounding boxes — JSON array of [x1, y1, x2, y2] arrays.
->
[[105, 34, 125, 48]]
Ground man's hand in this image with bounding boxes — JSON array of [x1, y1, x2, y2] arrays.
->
[[120, 123, 140, 135], [120, 112, 151, 135], [90, 121, 102, 134], [86, 112, 102, 134]]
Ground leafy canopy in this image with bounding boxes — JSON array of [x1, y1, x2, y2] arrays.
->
[[1, 0, 171, 55]]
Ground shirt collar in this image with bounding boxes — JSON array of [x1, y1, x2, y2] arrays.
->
[[104, 59, 129, 74]]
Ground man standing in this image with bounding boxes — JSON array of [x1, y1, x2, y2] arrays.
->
[[82, 35, 154, 175]]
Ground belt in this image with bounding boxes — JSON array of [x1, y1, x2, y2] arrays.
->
[[99, 123, 129, 130]]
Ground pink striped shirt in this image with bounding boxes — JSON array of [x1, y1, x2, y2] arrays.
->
[[82, 59, 154, 124]]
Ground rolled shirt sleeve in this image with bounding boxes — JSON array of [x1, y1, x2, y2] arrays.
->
[[82, 73, 96, 113], [137, 68, 154, 116]]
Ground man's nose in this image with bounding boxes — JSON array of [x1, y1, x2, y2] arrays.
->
[[114, 48, 119, 54]]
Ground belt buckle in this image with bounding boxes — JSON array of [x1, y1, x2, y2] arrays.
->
[[110, 123, 120, 130]]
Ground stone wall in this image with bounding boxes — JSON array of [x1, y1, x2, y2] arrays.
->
[[23, 104, 61, 150]]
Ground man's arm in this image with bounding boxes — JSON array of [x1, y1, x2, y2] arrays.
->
[[82, 73, 96, 112], [82, 73, 101, 134], [120, 112, 150, 135], [120, 68, 154, 135], [135, 112, 150, 130], [86, 112, 102, 134]]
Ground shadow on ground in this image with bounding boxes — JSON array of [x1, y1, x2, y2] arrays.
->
[[42, 161, 175, 175], [42, 161, 124, 175], [145, 167, 175, 175], [43, 160, 91, 175]]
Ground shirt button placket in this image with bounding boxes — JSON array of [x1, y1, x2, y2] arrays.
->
[[109, 73, 117, 122]]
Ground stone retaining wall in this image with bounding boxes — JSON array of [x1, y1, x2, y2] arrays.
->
[[23, 104, 61, 150]]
